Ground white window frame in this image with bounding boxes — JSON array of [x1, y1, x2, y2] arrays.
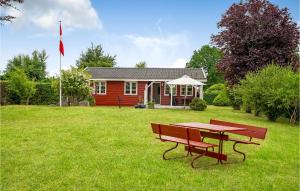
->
[[94, 81, 107, 95], [124, 81, 138, 95], [164, 85, 177, 96], [180, 85, 193, 96]]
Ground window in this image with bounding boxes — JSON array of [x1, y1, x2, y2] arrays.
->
[[124, 81, 137, 95], [180, 85, 193, 96], [94, 81, 106, 94], [164, 85, 177, 96]]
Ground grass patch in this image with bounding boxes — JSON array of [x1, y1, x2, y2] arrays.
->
[[1, 106, 299, 190]]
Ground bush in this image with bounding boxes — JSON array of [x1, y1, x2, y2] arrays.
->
[[236, 65, 299, 123], [147, 101, 155, 109], [30, 83, 58, 105], [204, 84, 225, 105], [189, 98, 207, 111], [213, 91, 231, 106], [0, 81, 8, 105], [227, 86, 242, 110]]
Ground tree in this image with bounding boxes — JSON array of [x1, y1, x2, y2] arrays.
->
[[62, 67, 91, 105], [186, 45, 224, 87], [0, 0, 23, 23], [135, 61, 147, 68], [7, 69, 36, 104], [212, 0, 300, 85], [236, 65, 299, 123], [4, 50, 48, 81], [76, 43, 116, 69]]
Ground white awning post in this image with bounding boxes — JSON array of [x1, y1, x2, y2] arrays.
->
[[170, 85, 173, 106], [144, 84, 148, 105], [200, 85, 203, 99], [194, 86, 197, 98]]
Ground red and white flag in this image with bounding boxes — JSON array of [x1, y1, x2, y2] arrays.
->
[[59, 22, 64, 56]]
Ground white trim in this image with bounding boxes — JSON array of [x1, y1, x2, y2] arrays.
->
[[124, 81, 138, 95], [94, 81, 107, 95], [89, 78, 207, 82], [164, 85, 177, 96], [201, 67, 207, 79], [180, 85, 193, 96]]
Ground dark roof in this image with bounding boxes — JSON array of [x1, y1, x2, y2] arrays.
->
[[85, 67, 206, 81]]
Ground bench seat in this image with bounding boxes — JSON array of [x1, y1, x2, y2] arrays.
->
[[160, 135, 217, 148], [228, 137, 260, 145]]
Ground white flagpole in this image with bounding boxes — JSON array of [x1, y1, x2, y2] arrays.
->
[[59, 20, 62, 107]]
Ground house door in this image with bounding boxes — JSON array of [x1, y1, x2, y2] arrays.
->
[[152, 83, 161, 104]]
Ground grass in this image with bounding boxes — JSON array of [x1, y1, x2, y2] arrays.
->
[[1, 105, 299, 191]]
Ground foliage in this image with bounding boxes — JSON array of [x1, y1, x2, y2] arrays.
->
[[61, 68, 91, 105], [76, 43, 116, 69], [86, 95, 95, 106], [186, 45, 224, 86], [30, 83, 58, 105], [189, 98, 207, 111], [0, 81, 8, 105], [204, 84, 226, 105], [227, 86, 242, 110], [236, 65, 299, 123], [4, 50, 48, 81], [212, 0, 300, 85], [6, 69, 36, 104], [213, 91, 231, 106], [135, 61, 147, 68], [147, 101, 155, 109], [0, 0, 23, 23]]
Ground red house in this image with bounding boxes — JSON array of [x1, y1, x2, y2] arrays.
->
[[85, 67, 207, 106]]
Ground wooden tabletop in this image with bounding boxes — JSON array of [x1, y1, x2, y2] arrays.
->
[[174, 122, 246, 132]]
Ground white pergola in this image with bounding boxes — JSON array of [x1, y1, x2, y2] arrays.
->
[[167, 75, 205, 107]]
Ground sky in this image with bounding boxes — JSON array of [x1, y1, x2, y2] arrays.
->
[[1, 0, 299, 76]]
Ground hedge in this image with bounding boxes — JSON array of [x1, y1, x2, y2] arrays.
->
[[0, 81, 58, 105]]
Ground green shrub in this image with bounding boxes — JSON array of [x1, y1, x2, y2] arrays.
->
[[30, 83, 58, 105], [213, 91, 231, 106], [236, 65, 299, 123], [0, 81, 8, 105], [204, 84, 225, 105], [147, 101, 154, 109], [86, 95, 95, 106], [189, 98, 207, 111], [227, 86, 242, 110]]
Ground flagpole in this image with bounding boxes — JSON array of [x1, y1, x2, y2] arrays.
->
[[59, 20, 62, 107]]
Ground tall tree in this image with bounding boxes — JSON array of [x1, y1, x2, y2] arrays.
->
[[135, 61, 147, 68], [212, 0, 300, 85], [186, 45, 224, 87], [0, 0, 23, 24], [4, 50, 48, 81], [76, 43, 116, 69]]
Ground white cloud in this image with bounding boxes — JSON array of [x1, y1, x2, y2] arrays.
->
[[99, 33, 190, 68], [171, 58, 187, 68], [6, 0, 102, 31]]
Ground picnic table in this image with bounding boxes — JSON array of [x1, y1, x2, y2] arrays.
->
[[151, 120, 267, 168], [174, 122, 246, 164]]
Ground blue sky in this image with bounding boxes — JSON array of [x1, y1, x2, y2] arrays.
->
[[1, 0, 299, 76]]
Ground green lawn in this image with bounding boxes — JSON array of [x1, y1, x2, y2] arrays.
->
[[1, 106, 299, 190]]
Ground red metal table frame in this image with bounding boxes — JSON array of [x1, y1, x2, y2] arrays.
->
[[174, 122, 246, 164]]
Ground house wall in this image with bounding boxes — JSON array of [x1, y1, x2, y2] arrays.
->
[[93, 81, 147, 106]]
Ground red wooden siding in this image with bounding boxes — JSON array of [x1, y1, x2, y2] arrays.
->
[[93, 81, 147, 106]]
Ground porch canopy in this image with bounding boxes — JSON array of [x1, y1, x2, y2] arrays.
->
[[167, 75, 205, 107]]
